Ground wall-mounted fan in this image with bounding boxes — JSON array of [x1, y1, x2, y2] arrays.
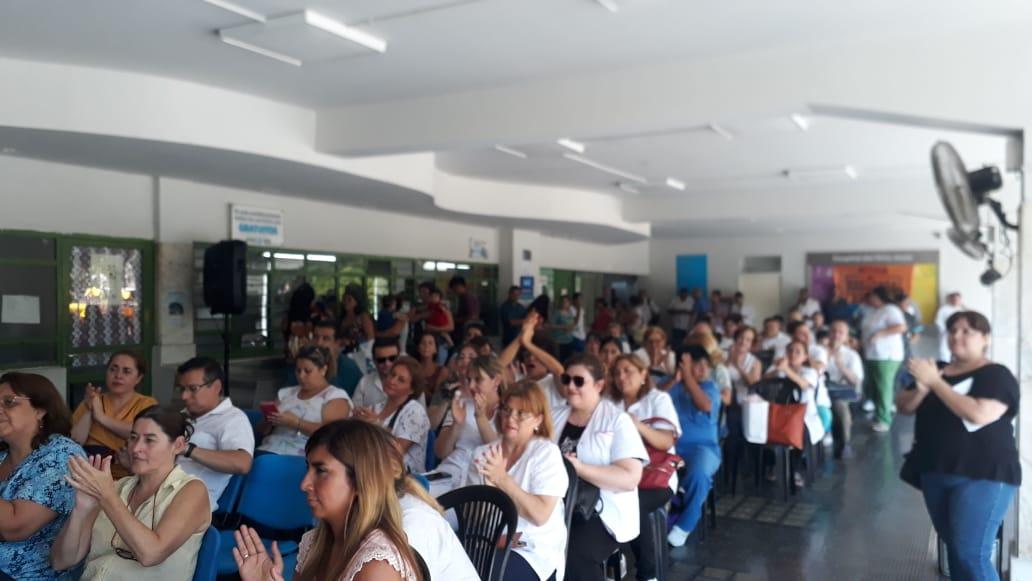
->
[[931, 141, 1019, 284]]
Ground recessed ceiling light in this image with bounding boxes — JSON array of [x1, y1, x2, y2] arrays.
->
[[557, 138, 586, 154], [708, 124, 734, 140], [595, 0, 620, 12], [219, 35, 303, 66], [201, 0, 266, 22], [665, 178, 686, 191], [494, 145, 528, 159], [790, 114, 810, 131], [563, 153, 648, 184], [305, 10, 387, 54], [782, 165, 858, 181], [306, 254, 337, 263]]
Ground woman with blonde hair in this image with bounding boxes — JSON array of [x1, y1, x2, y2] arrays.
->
[[684, 331, 733, 405], [234, 420, 422, 581], [433, 355, 504, 493], [609, 354, 680, 581], [466, 380, 568, 581]]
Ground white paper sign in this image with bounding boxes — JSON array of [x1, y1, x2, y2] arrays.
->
[[231, 204, 284, 247], [90, 253, 124, 304], [1, 295, 41, 324]]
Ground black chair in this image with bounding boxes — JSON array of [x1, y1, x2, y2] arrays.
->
[[562, 456, 579, 534], [412, 547, 432, 581], [438, 485, 518, 581], [649, 506, 670, 580]]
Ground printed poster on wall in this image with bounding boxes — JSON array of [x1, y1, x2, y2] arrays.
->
[[807, 251, 939, 324], [231, 204, 284, 247]]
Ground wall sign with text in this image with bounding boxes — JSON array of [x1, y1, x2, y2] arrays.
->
[[230, 204, 284, 247]]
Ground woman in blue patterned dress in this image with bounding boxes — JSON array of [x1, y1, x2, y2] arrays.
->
[[0, 372, 84, 580]]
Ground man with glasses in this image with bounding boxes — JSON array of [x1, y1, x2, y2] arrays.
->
[[352, 338, 401, 409], [175, 356, 255, 511]]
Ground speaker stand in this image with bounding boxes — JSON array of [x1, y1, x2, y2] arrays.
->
[[222, 313, 231, 395]]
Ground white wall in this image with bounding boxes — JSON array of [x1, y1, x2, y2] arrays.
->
[[646, 228, 992, 324], [539, 234, 650, 276]]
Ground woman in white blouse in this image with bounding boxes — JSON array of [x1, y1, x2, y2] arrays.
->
[[433, 355, 502, 493], [258, 345, 352, 456], [610, 354, 680, 581], [631, 326, 677, 382], [466, 380, 569, 581], [763, 340, 825, 487], [552, 354, 647, 581], [354, 356, 430, 473]]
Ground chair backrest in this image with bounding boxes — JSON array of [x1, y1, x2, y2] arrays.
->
[[754, 349, 775, 371], [244, 409, 264, 445], [237, 454, 313, 531], [193, 526, 221, 581], [437, 485, 518, 581], [752, 378, 800, 405], [215, 473, 245, 516], [425, 429, 438, 471], [562, 456, 579, 533]]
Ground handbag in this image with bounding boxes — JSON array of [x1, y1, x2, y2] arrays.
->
[[571, 481, 601, 522], [826, 378, 860, 402], [767, 403, 806, 449], [638, 417, 685, 490], [742, 399, 769, 444]]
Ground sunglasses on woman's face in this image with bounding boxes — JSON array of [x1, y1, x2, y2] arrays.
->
[[560, 374, 588, 388]]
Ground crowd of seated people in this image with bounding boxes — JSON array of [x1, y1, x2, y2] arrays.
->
[[2, 278, 1000, 581]]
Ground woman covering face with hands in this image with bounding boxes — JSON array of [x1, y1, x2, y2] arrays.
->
[[465, 381, 568, 581], [898, 311, 1019, 581], [432, 355, 503, 493], [52, 406, 210, 580]]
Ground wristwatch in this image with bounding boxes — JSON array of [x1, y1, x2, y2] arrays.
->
[[184, 443, 196, 458]]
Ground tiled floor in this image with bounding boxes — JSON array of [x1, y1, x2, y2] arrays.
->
[[666, 415, 944, 581]]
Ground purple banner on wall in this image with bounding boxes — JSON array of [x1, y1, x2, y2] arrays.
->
[[809, 264, 836, 303]]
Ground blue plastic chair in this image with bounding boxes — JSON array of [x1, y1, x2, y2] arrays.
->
[[215, 454, 313, 576], [425, 429, 438, 471], [213, 473, 245, 528], [244, 409, 264, 445], [193, 527, 221, 581]]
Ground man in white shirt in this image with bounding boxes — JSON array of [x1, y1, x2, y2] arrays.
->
[[795, 287, 823, 320], [935, 292, 964, 362], [825, 321, 864, 458], [731, 292, 756, 326], [639, 289, 661, 325], [758, 317, 792, 358], [176, 357, 255, 511], [667, 287, 694, 347], [352, 338, 399, 408]]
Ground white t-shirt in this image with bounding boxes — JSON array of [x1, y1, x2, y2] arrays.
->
[[727, 352, 759, 404], [799, 297, 822, 319], [258, 385, 351, 456], [632, 348, 676, 377], [624, 389, 681, 492], [732, 303, 756, 326], [435, 398, 495, 490], [572, 307, 587, 341], [180, 398, 255, 511], [352, 372, 386, 408], [400, 494, 480, 581], [465, 438, 569, 581], [935, 304, 961, 362], [551, 400, 648, 543], [826, 345, 864, 389], [535, 374, 568, 417], [668, 296, 694, 331], [861, 304, 907, 361], [376, 399, 431, 473], [759, 333, 792, 358]]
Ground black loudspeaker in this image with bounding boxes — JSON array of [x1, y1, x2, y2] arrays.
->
[[203, 240, 247, 315]]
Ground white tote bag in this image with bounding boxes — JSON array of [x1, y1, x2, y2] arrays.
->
[[743, 398, 770, 444]]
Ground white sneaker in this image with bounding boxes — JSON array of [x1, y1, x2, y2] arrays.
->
[[872, 422, 890, 433], [667, 525, 690, 547], [862, 400, 875, 412]]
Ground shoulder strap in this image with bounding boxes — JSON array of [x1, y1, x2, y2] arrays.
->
[[387, 397, 415, 431]]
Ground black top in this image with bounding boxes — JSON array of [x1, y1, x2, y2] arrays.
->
[[902, 363, 1021, 488], [559, 422, 586, 456]]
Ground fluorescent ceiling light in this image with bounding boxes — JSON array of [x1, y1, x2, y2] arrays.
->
[[616, 182, 640, 195], [665, 178, 686, 191], [557, 138, 586, 154], [457, 264, 472, 271], [422, 261, 436, 270], [790, 114, 810, 131], [782, 166, 858, 181], [708, 123, 734, 140], [202, 0, 266, 22], [219, 35, 302, 66], [261, 251, 271, 258], [563, 153, 648, 184], [595, 0, 620, 12], [306, 254, 337, 262], [305, 10, 387, 54], [494, 145, 528, 159], [436, 261, 456, 272], [273, 252, 305, 260]]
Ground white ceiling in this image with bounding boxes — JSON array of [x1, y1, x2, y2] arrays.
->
[[0, 0, 1029, 107]]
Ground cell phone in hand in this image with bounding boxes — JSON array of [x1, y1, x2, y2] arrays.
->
[[259, 401, 279, 417], [424, 471, 450, 482]]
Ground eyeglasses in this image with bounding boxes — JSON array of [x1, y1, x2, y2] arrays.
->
[[174, 380, 214, 394], [560, 374, 588, 388], [498, 406, 537, 422], [0, 396, 30, 409], [375, 355, 399, 365]]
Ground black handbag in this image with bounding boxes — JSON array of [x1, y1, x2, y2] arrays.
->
[[826, 378, 860, 402], [571, 481, 601, 522]]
